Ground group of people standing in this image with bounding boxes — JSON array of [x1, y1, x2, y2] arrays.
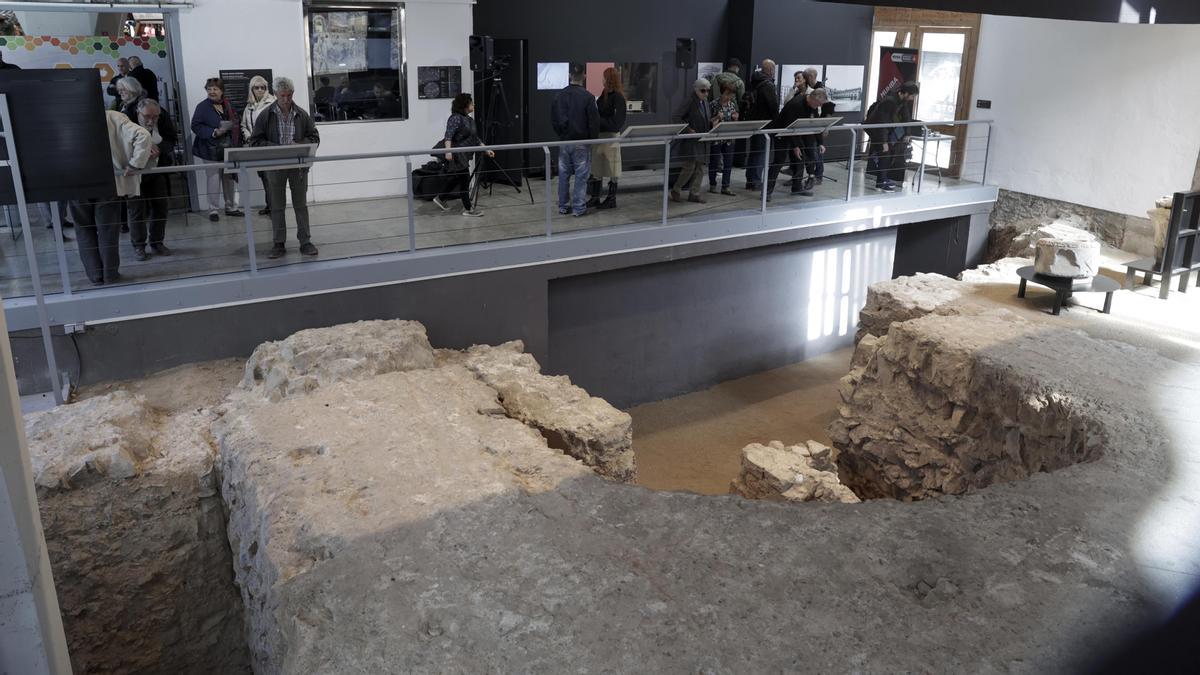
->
[[70, 68, 322, 286]]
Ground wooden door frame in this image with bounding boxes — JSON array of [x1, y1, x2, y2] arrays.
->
[[872, 8, 981, 179]]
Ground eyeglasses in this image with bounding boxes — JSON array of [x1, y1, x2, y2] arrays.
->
[[698, 88, 710, 93]]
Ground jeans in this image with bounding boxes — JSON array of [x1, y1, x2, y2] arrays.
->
[[746, 135, 768, 186], [867, 142, 903, 186], [129, 173, 168, 247], [70, 198, 123, 283], [709, 142, 734, 189], [267, 169, 311, 245], [557, 144, 591, 215], [440, 167, 472, 210]]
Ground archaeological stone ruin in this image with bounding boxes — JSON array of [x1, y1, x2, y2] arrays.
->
[[20, 275, 1193, 671]]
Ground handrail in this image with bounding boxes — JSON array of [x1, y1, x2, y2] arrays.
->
[[122, 119, 992, 176]]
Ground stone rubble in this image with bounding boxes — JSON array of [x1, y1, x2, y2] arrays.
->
[[25, 392, 249, 674], [854, 272, 965, 343], [240, 319, 437, 402], [730, 440, 860, 503], [460, 341, 635, 482]]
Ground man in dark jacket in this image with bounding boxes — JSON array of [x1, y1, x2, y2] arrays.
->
[[671, 78, 716, 203], [865, 81, 919, 192], [765, 89, 829, 199], [127, 56, 159, 101], [744, 59, 778, 190], [551, 64, 599, 216], [250, 76, 321, 258]]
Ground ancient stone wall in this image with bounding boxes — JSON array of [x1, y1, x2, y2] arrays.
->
[[26, 392, 249, 674], [989, 189, 1154, 260], [831, 311, 1115, 500]]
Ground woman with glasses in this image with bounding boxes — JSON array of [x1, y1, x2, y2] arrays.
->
[[240, 75, 276, 215]]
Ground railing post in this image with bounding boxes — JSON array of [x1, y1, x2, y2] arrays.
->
[[405, 156, 416, 252], [49, 202, 71, 295], [761, 132, 772, 213], [239, 167, 258, 274], [981, 124, 992, 184], [917, 126, 929, 193], [543, 146, 552, 237], [845, 128, 856, 202], [661, 139, 671, 225], [0, 93, 63, 403]]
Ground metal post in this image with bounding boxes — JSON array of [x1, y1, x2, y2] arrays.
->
[[405, 156, 416, 252], [49, 202, 71, 295], [543, 146, 552, 237], [917, 127, 929, 193], [0, 94, 63, 404], [981, 124, 992, 184], [761, 133, 772, 213], [845, 128, 856, 202], [661, 139, 671, 225], [239, 167, 257, 274]]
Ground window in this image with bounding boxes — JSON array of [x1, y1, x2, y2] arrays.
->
[[305, 1, 407, 123]]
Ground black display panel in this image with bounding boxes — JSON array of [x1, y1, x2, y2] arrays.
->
[[0, 69, 115, 205]]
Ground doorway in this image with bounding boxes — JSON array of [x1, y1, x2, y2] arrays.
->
[[869, 9, 981, 180]]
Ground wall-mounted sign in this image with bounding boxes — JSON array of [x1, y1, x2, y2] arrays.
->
[[417, 66, 462, 99], [219, 68, 273, 116]]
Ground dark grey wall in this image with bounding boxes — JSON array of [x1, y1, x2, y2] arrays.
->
[[548, 228, 895, 407], [819, 0, 1199, 24], [12, 221, 913, 406], [472, 0, 874, 158]]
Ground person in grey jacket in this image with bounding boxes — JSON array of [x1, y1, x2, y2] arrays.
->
[[249, 76, 321, 259]]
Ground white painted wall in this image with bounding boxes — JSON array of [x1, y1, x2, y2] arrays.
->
[[969, 14, 1200, 217], [175, 0, 473, 203]]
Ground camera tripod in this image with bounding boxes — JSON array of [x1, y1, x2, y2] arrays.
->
[[471, 63, 534, 207]]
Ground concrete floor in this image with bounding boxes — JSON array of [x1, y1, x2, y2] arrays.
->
[[0, 163, 974, 298]]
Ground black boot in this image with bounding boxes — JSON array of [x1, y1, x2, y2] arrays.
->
[[585, 178, 602, 208], [599, 181, 617, 209]]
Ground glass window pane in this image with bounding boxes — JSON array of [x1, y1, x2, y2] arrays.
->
[[916, 32, 965, 121], [308, 5, 406, 122]]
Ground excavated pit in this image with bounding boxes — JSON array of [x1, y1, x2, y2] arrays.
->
[[23, 281, 1195, 671]]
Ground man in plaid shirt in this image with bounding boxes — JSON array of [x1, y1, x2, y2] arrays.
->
[[250, 76, 321, 259]]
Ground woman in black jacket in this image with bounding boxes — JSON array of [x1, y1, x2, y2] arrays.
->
[[586, 67, 626, 209], [434, 93, 494, 217]]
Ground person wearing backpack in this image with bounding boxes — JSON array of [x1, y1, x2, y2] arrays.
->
[[865, 81, 919, 193], [743, 59, 778, 191]]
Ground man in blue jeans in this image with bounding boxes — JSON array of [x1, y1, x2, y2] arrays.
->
[[551, 65, 599, 216]]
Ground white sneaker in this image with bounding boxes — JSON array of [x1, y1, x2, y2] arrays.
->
[[462, 209, 483, 217], [432, 196, 450, 211]]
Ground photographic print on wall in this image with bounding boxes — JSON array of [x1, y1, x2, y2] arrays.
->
[[823, 64, 865, 112], [779, 64, 822, 110], [537, 62, 569, 90]]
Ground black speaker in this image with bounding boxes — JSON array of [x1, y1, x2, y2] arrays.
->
[[675, 37, 696, 69], [469, 34, 493, 72]]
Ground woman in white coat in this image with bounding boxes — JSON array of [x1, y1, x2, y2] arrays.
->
[[240, 75, 276, 215]]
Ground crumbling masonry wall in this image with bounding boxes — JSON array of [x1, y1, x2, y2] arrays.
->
[[25, 392, 249, 674]]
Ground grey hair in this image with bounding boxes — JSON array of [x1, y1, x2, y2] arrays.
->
[[809, 88, 829, 103], [693, 78, 711, 92], [136, 97, 160, 113], [116, 76, 144, 96], [803, 67, 819, 78], [273, 76, 296, 93], [127, 55, 142, 67]]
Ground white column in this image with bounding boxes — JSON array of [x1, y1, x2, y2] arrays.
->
[[0, 297, 71, 675]]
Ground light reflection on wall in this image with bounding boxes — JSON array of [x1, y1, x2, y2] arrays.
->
[[807, 238, 894, 343]]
